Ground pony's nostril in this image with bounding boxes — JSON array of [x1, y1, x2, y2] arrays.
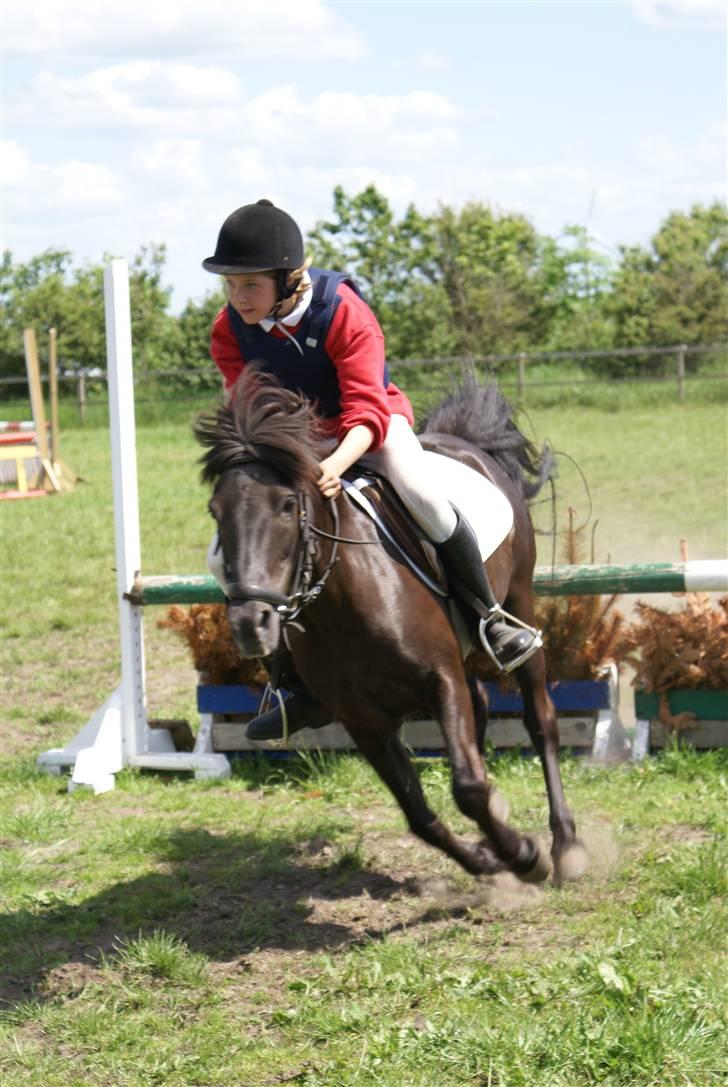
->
[[259, 609, 272, 630]]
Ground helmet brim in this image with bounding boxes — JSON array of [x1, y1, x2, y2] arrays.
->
[[201, 257, 276, 275]]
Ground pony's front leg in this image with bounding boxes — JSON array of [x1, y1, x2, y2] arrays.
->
[[514, 651, 589, 884], [350, 727, 506, 877], [438, 674, 551, 884]]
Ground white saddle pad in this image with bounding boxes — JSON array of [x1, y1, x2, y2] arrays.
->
[[422, 451, 513, 560]]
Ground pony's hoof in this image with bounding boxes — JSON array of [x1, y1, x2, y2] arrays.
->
[[518, 837, 552, 884], [554, 841, 590, 884], [488, 788, 510, 825]]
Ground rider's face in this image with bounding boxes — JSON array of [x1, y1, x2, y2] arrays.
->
[[224, 273, 278, 324]]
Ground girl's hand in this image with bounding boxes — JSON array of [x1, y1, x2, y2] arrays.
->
[[317, 426, 374, 500], [318, 458, 342, 499]]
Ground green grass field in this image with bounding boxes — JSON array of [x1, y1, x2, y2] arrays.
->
[[1, 750, 726, 1086], [1, 392, 727, 1085]]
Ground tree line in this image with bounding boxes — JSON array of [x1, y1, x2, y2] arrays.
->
[[1, 187, 725, 388]]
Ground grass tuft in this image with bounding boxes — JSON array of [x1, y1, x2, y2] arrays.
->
[[109, 930, 209, 986]]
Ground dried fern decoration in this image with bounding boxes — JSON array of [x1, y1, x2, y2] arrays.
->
[[157, 604, 268, 688], [534, 510, 628, 681], [620, 593, 728, 694]]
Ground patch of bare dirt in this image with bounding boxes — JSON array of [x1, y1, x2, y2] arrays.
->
[[38, 960, 106, 999], [665, 823, 716, 844]]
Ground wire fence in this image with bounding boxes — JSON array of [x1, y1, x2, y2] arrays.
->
[[1, 341, 725, 423]]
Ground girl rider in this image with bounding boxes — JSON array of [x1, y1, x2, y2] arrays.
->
[[203, 199, 539, 740]]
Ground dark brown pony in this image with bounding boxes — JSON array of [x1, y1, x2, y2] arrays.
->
[[195, 371, 588, 885]]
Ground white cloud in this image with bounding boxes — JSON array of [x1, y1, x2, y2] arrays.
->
[[635, 136, 690, 171], [52, 161, 125, 208], [311, 89, 457, 129], [634, 123, 726, 192], [134, 139, 208, 190], [630, 0, 727, 30], [695, 120, 728, 166], [227, 148, 269, 190], [5, 0, 365, 59], [244, 85, 309, 138], [243, 86, 459, 164], [496, 162, 592, 190], [0, 140, 32, 187], [23, 70, 460, 167], [31, 63, 244, 131], [2, 142, 124, 210], [308, 89, 459, 163]]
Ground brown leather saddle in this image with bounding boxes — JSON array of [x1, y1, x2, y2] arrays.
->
[[341, 469, 449, 597]]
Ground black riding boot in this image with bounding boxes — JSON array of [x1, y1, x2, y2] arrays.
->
[[245, 684, 332, 742], [438, 510, 542, 672]]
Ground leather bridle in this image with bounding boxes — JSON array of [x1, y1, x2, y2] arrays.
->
[[223, 489, 342, 625]]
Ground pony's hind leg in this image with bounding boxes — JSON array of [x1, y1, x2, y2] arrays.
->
[[438, 674, 551, 884], [350, 727, 507, 877], [514, 648, 589, 884]]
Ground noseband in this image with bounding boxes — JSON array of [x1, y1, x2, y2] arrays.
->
[[223, 490, 341, 624]]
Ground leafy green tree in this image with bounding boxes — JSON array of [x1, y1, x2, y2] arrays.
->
[[543, 225, 616, 352], [606, 202, 728, 373], [427, 201, 569, 357], [126, 245, 182, 373], [0, 244, 180, 384], [307, 185, 457, 360], [1, 249, 78, 378], [176, 287, 226, 390]]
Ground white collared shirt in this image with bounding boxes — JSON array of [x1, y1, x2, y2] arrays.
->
[[258, 272, 313, 334]]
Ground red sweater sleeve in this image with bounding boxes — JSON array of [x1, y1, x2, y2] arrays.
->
[[324, 285, 413, 451], [210, 306, 244, 395]]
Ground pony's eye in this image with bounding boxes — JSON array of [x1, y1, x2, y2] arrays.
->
[[281, 496, 297, 516]]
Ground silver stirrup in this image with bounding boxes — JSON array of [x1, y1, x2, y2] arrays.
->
[[477, 606, 543, 674], [256, 682, 290, 747]]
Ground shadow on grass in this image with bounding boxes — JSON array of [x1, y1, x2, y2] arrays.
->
[[0, 825, 430, 1005]]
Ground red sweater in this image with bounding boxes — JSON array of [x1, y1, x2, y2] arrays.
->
[[210, 283, 413, 451]]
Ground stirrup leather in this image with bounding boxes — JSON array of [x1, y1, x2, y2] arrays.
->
[[477, 604, 543, 674]]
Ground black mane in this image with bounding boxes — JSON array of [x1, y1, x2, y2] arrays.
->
[[194, 369, 325, 488]]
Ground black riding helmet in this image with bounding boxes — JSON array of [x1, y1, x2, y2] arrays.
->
[[202, 199, 304, 279]]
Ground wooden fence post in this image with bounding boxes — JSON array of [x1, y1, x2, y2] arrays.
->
[[22, 329, 61, 493], [49, 328, 60, 461], [676, 344, 686, 402], [77, 370, 87, 423], [517, 353, 527, 403]]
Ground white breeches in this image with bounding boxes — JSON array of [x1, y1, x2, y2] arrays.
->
[[358, 414, 457, 544], [207, 413, 457, 590]]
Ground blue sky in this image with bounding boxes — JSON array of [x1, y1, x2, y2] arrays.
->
[[3, 0, 726, 311]]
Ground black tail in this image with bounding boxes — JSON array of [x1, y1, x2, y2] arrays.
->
[[419, 372, 554, 500]]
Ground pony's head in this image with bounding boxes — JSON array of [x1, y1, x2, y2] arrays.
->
[[194, 370, 326, 657]]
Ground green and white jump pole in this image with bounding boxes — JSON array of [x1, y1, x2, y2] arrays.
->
[[37, 259, 728, 791], [129, 560, 728, 607]]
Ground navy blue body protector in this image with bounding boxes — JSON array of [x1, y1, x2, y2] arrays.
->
[[226, 268, 390, 419]]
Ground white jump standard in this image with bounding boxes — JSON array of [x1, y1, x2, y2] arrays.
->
[[37, 260, 230, 792]]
